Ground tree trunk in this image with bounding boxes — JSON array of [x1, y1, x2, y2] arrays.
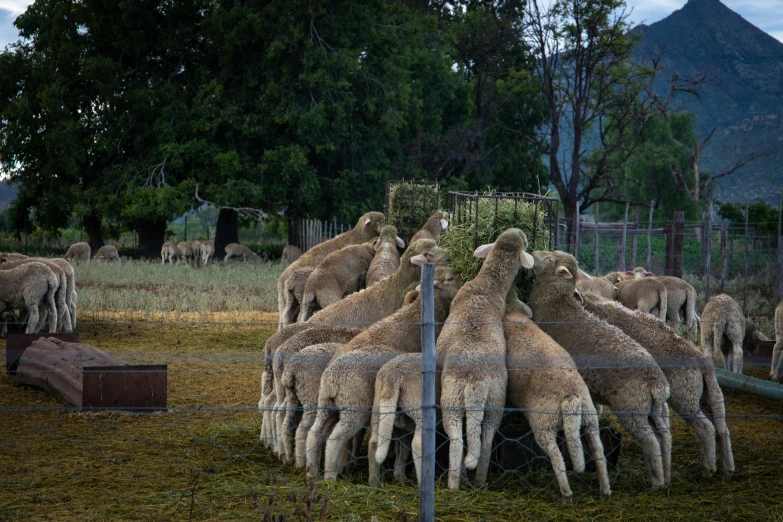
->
[[82, 213, 104, 254], [214, 208, 238, 259], [136, 220, 167, 256], [562, 197, 578, 254]]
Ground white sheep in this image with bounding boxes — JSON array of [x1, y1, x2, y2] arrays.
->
[[63, 242, 91, 263], [94, 245, 121, 262], [161, 242, 180, 265], [200, 240, 215, 265], [0, 262, 59, 335]]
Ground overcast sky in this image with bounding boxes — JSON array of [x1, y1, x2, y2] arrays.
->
[[0, 0, 782, 48]]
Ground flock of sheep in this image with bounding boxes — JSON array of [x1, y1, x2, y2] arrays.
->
[[260, 209, 783, 501]]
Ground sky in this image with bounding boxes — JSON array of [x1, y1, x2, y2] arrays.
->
[[0, 0, 782, 47]]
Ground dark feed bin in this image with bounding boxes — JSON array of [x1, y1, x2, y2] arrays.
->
[[384, 180, 442, 244], [6, 333, 167, 412]]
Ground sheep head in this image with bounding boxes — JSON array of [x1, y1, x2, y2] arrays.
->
[[407, 238, 444, 267], [473, 228, 534, 269], [356, 211, 385, 238]]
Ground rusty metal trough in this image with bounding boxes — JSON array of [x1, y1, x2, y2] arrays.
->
[[5, 333, 167, 412]]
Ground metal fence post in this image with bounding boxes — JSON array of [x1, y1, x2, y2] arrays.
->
[[420, 262, 436, 522]]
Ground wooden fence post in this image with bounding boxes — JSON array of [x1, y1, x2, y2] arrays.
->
[[630, 214, 639, 269], [704, 201, 713, 301], [574, 200, 580, 262], [720, 224, 727, 293], [744, 203, 749, 315], [594, 203, 600, 274], [665, 211, 685, 277], [778, 198, 783, 303], [646, 202, 654, 270], [617, 202, 629, 271]]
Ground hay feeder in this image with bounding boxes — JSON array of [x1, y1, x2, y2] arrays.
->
[[384, 180, 442, 242]]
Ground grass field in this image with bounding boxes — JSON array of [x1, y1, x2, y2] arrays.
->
[[1, 260, 783, 520]]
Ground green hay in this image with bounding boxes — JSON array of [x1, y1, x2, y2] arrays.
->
[[387, 181, 441, 241], [439, 195, 550, 302]]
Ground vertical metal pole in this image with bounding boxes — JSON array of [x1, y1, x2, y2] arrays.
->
[[705, 201, 713, 302], [593, 202, 599, 274], [630, 215, 639, 269], [720, 224, 727, 293], [647, 203, 654, 270], [184, 216, 188, 242], [419, 262, 436, 522], [778, 198, 783, 303], [618, 202, 629, 271], [744, 203, 749, 315]]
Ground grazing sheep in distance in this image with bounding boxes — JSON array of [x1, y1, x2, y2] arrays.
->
[[94, 245, 121, 262], [629, 268, 698, 328], [0, 262, 58, 335], [177, 241, 194, 264], [701, 294, 749, 374], [306, 266, 461, 481], [200, 240, 215, 265], [224, 243, 259, 264], [277, 212, 384, 330], [282, 245, 303, 265], [297, 242, 376, 322], [583, 292, 734, 478], [64, 242, 91, 263], [410, 210, 450, 244], [161, 242, 180, 265], [366, 225, 405, 288], [503, 298, 611, 501], [771, 301, 783, 382], [614, 277, 668, 321], [436, 228, 534, 490], [529, 250, 672, 489], [191, 240, 202, 266], [576, 275, 616, 299], [281, 267, 315, 326]]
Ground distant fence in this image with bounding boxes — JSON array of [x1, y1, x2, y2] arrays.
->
[[558, 200, 783, 312], [288, 218, 351, 253]]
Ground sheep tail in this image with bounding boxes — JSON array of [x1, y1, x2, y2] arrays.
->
[[658, 288, 668, 322], [685, 285, 697, 329], [562, 395, 585, 473], [374, 376, 401, 465]]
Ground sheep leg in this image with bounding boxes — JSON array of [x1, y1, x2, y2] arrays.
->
[[25, 305, 39, 334], [411, 424, 423, 487], [294, 409, 318, 470], [323, 411, 367, 481], [279, 389, 300, 463], [732, 343, 743, 375], [441, 407, 464, 491], [394, 430, 412, 483], [305, 410, 339, 480], [34, 307, 47, 333], [473, 405, 503, 487], [533, 427, 573, 502], [621, 415, 665, 489], [649, 402, 672, 484], [582, 411, 611, 497], [771, 341, 783, 382], [683, 410, 717, 477]]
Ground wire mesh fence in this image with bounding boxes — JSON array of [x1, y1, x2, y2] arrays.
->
[[3, 265, 783, 520]]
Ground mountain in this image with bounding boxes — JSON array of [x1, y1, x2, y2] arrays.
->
[[632, 0, 783, 203], [0, 179, 16, 211]]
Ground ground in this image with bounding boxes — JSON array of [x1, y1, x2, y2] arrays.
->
[[1, 260, 782, 520]]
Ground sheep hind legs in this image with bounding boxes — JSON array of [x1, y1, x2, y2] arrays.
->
[[620, 415, 665, 489]]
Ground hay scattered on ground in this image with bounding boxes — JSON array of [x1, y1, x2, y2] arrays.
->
[[439, 195, 550, 302]]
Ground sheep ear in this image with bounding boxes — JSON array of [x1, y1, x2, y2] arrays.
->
[[520, 302, 533, 318], [576, 269, 592, 282], [396, 236, 405, 248], [473, 243, 494, 258], [440, 218, 449, 229], [364, 218, 371, 225], [613, 286, 619, 291], [645, 272, 655, 277], [556, 265, 573, 279], [520, 250, 534, 269], [573, 289, 584, 304], [0, 256, 6, 263], [624, 271, 634, 277], [373, 238, 381, 251], [410, 254, 427, 266]]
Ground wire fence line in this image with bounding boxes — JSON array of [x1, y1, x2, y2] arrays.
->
[[2, 268, 783, 519]]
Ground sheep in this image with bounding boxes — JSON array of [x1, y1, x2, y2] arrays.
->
[[582, 292, 734, 478], [270, 325, 363, 458], [191, 240, 202, 266], [772, 300, 783, 382], [365, 225, 405, 288], [370, 352, 438, 487], [47, 258, 78, 331], [224, 242, 259, 264], [435, 228, 534, 490], [177, 241, 194, 264], [277, 212, 384, 330], [282, 245, 303, 265], [280, 267, 315, 326], [200, 240, 215, 265], [410, 210, 450, 243], [94, 245, 121, 262], [305, 267, 461, 480], [64, 242, 91, 263], [503, 300, 611, 501], [576, 276, 616, 299], [0, 253, 28, 262], [630, 269, 698, 328], [613, 277, 668, 321], [701, 294, 746, 374], [528, 250, 672, 489], [161, 242, 180, 265], [0, 258, 72, 333], [297, 242, 376, 322], [0, 262, 58, 335], [306, 238, 444, 328]]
